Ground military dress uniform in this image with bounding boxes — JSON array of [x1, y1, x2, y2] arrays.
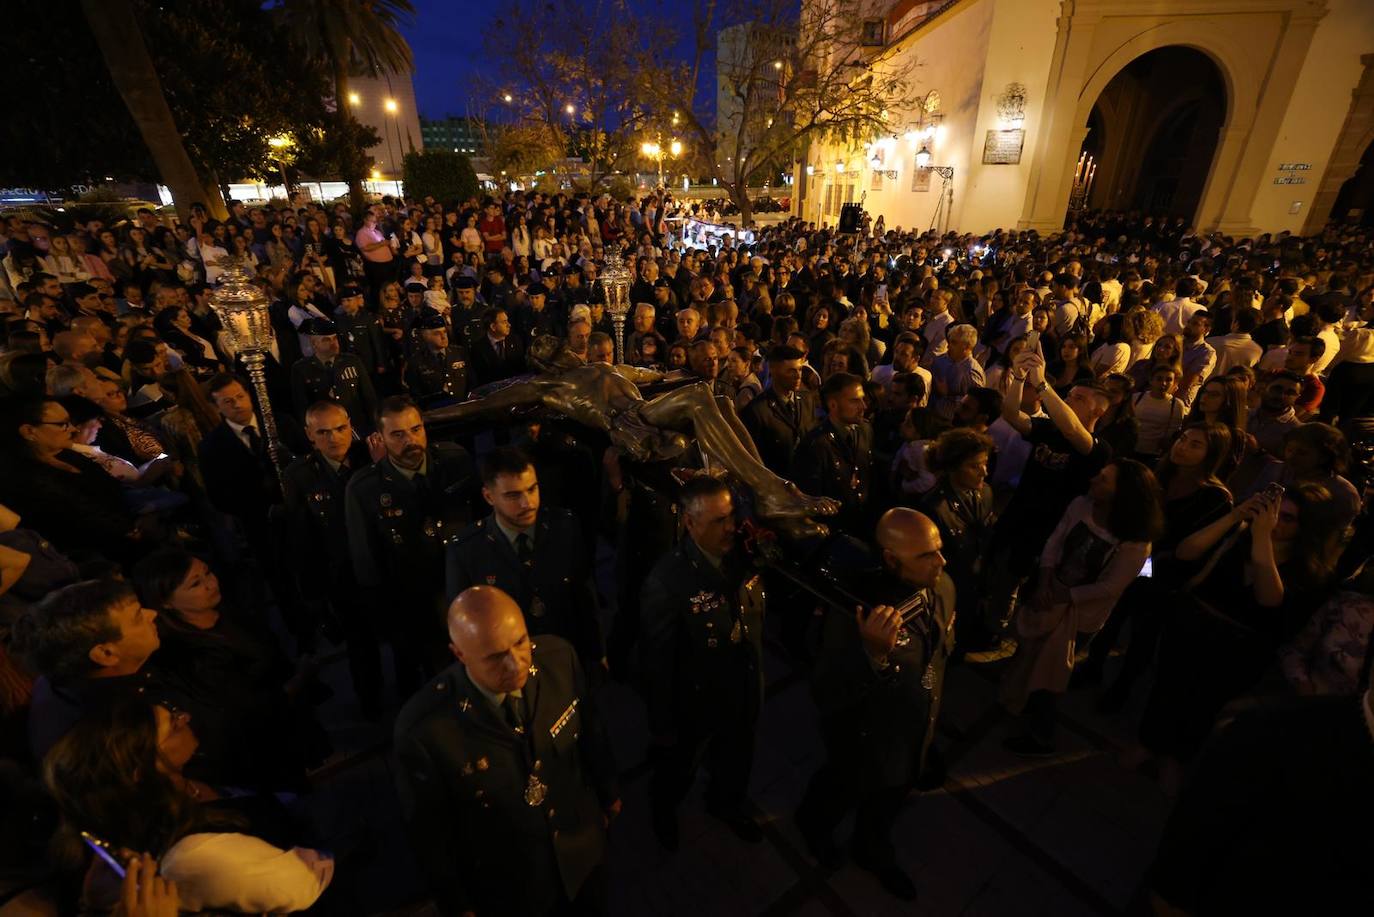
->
[[405, 343, 470, 408], [799, 565, 956, 869], [640, 537, 765, 821], [281, 442, 382, 709], [445, 509, 604, 667], [393, 635, 619, 917], [334, 306, 394, 384], [740, 387, 819, 476], [790, 418, 875, 537], [289, 353, 380, 436], [344, 444, 477, 687]]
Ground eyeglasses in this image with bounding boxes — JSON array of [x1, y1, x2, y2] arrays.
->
[[37, 419, 73, 429]]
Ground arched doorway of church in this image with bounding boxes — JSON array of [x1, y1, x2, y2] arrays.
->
[[1329, 137, 1374, 227], [1071, 47, 1228, 226]]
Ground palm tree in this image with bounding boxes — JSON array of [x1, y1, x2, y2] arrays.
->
[[279, 0, 415, 216], [81, 0, 228, 219]]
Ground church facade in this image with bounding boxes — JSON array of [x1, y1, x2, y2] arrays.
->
[[794, 0, 1374, 236]]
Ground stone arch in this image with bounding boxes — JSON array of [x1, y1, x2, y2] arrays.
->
[[1072, 28, 1251, 228], [1016, 6, 1316, 236]]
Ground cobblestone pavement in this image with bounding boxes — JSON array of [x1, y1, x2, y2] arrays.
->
[[304, 609, 1169, 916]]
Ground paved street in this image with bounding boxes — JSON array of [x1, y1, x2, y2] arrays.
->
[[303, 605, 1171, 917]]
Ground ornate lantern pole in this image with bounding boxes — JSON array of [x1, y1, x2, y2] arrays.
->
[[209, 257, 285, 485], [598, 251, 633, 364]]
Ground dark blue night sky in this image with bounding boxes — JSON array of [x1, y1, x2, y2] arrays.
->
[[399, 0, 716, 121]]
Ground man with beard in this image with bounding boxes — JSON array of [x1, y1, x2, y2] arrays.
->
[[345, 396, 477, 691]]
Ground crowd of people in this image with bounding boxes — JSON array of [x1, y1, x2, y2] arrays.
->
[[0, 188, 1372, 915]]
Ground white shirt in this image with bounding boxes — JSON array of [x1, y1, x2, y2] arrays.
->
[[224, 417, 262, 452], [1152, 297, 1202, 337], [1205, 332, 1262, 375], [160, 833, 331, 914], [920, 311, 954, 361]]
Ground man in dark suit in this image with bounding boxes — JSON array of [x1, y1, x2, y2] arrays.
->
[[797, 508, 955, 901], [640, 477, 765, 850], [200, 372, 310, 642], [740, 345, 818, 475], [393, 586, 619, 917], [469, 306, 527, 387], [282, 399, 381, 714], [344, 395, 477, 691], [791, 372, 875, 538], [445, 447, 602, 668]]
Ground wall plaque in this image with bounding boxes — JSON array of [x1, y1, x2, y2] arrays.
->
[[982, 129, 1024, 165], [911, 166, 932, 192]]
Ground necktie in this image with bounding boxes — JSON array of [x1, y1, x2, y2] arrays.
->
[[515, 533, 533, 566], [502, 692, 526, 734], [243, 424, 263, 457]]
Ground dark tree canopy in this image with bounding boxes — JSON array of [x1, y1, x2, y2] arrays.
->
[[0, 0, 354, 194], [402, 150, 479, 205]]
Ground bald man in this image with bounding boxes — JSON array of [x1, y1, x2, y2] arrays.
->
[[796, 508, 956, 901], [393, 586, 619, 917]]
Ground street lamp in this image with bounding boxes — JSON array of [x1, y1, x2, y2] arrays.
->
[[210, 258, 285, 485], [347, 91, 360, 105], [503, 93, 513, 103], [565, 103, 576, 115], [382, 99, 400, 180]]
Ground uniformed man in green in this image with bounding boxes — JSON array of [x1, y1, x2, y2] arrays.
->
[[795, 507, 956, 901], [333, 283, 395, 389], [394, 586, 620, 917], [445, 447, 604, 669], [289, 317, 379, 435], [282, 399, 382, 715], [790, 371, 874, 537], [641, 476, 765, 850], [404, 312, 469, 409], [344, 395, 477, 692]]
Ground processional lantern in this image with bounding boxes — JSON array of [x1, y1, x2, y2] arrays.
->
[[209, 257, 285, 484], [598, 251, 633, 363]]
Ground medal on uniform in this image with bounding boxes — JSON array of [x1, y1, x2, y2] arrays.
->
[[921, 663, 936, 690], [524, 772, 547, 806], [895, 627, 911, 647], [380, 493, 392, 507]]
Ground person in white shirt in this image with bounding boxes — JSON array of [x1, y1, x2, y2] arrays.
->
[[1049, 273, 1085, 338], [1152, 277, 1204, 337], [1098, 265, 1123, 314], [872, 332, 931, 405], [1133, 365, 1186, 459], [918, 289, 956, 366], [1205, 308, 1263, 375], [1178, 311, 1217, 404]]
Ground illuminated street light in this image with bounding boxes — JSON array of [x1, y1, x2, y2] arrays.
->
[[565, 103, 576, 115], [503, 93, 513, 103], [384, 98, 398, 113], [915, 145, 932, 169], [773, 60, 784, 70], [669, 139, 682, 157], [347, 91, 360, 105], [835, 161, 845, 173], [267, 135, 291, 149], [370, 168, 381, 180]]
